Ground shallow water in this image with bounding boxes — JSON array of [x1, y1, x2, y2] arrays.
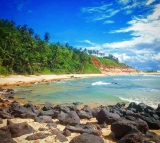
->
[[13, 74, 160, 108]]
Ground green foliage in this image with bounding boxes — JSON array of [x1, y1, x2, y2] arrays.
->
[[96, 57, 126, 67], [0, 19, 127, 75]]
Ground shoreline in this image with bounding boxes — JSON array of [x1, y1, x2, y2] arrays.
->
[[1, 72, 158, 88]]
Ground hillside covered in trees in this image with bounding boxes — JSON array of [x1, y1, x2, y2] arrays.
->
[[0, 19, 132, 75]]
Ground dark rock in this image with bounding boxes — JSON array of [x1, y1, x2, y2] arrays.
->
[[42, 102, 53, 111], [73, 102, 82, 107], [8, 95, 14, 99], [77, 105, 93, 119], [23, 102, 40, 114], [92, 107, 101, 117], [0, 118, 3, 124], [0, 130, 17, 143], [10, 101, 36, 119], [34, 116, 53, 123], [98, 122, 108, 128], [115, 102, 126, 109], [58, 111, 80, 126], [118, 129, 143, 143], [65, 124, 102, 136], [69, 133, 104, 143], [26, 132, 50, 140], [143, 131, 160, 143], [0, 110, 13, 119], [46, 122, 57, 128], [111, 118, 148, 138], [127, 102, 138, 109], [38, 110, 57, 118], [96, 109, 120, 124], [63, 129, 71, 137], [51, 128, 68, 142], [140, 115, 160, 129], [53, 105, 76, 114], [0, 120, 34, 138]]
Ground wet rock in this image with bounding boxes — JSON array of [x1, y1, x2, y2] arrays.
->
[[115, 102, 126, 109], [96, 109, 120, 124], [118, 129, 143, 143], [34, 116, 53, 123], [69, 133, 104, 143], [26, 132, 50, 140], [42, 102, 53, 111], [65, 124, 102, 136], [0, 88, 17, 95], [0, 120, 34, 138], [58, 111, 80, 126], [127, 102, 138, 113], [51, 128, 68, 142], [0, 130, 17, 143]]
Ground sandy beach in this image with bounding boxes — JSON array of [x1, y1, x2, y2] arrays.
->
[[0, 74, 108, 87]]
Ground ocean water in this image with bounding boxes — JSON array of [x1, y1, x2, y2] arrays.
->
[[14, 74, 160, 108]]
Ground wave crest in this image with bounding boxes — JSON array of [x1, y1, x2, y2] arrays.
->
[[92, 81, 111, 86]]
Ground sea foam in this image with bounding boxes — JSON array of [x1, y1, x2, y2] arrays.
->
[[92, 81, 111, 86]]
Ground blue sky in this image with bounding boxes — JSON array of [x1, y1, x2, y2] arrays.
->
[[0, 0, 160, 70]]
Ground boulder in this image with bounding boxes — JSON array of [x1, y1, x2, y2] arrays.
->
[[143, 131, 160, 143], [115, 102, 126, 109], [69, 133, 104, 143], [111, 117, 148, 138], [118, 129, 143, 143], [58, 111, 80, 126], [26, 132, 50, 140], [65, 124, 102, 136], [140, 115, 160, 129], [34, 116, 53, 123], [0, 120, 34, 138], [53, 105, 76, 114], [96, 109, 120, 124], [51, 128, 68, 142], [0, 110, 13, 119], [46, 122, 57, 128], [42, 102, 53, 111], [23, 102, 40, 114], [38, 110, 57, 118], [63, 129, 71, 137], [77, 105, 93, 119], [0, 130, 17, 143]]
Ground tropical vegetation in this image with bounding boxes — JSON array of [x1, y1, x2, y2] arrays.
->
[[0, 19, 128, 75]]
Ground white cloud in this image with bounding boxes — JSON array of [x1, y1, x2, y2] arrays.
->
[[103, 20, 114, 24], [146, 0, 155, 5], [117, 0, 130, 5]]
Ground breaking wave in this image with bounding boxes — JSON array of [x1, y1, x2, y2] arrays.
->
[[92, 81, 111, 86]]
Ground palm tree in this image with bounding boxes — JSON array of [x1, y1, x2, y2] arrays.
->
[[28, 28, 34, 36], [35, 34, 41, 41], [44, 32, 50, 43]]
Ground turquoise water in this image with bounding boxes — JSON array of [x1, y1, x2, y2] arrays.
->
[[14, 74, 160, 108]]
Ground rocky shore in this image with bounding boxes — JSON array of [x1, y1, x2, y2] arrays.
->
[[0, 95, 160, 143]]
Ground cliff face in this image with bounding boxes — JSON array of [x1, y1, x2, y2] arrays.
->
[[91, 57, 137, 74]]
